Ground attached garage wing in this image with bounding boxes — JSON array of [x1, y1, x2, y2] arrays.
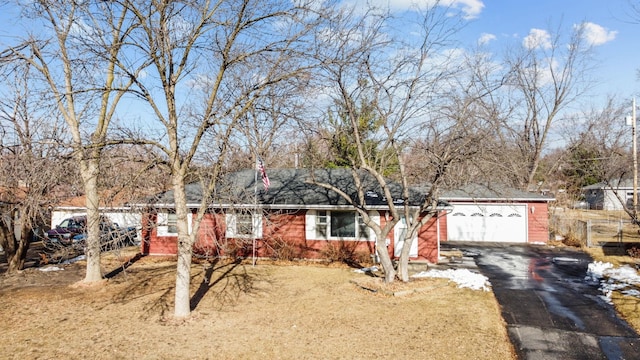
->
[[447, 204, 527, 242]]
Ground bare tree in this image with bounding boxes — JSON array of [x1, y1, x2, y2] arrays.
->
[[118, 0, 318, 318], [3, 0, 141, 282], [306, 3, 487, 282], [496, 22, 595, 191], [0, 60, 67, 272]]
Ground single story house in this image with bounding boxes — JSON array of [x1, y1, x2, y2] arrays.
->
[[136, 169, 554, 264], [582, 180, 636, 211]]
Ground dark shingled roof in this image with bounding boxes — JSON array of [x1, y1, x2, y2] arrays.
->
[[148, 168, 432, 208], [442, 183, 553, 202], [145, 169, 553, 208]]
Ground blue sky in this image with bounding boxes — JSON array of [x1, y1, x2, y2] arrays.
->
[[396, 0, 639, 104], [460, 0, 638, 99], [1, 1, 637, 110], [343, 0, 638, 109]]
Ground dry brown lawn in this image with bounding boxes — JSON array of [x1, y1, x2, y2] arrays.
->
[[0, 249, 515, 360]]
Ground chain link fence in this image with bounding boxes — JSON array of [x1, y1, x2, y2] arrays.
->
[[550, 213, 640, 255]]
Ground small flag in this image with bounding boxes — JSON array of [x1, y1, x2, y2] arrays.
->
[[258, 158, 270, 191]]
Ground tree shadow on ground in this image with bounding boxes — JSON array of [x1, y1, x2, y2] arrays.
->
[[105, 256, 267, 319], [190, 259, 258, 311], [601, 242, 638, 256], [107, 261, 178, 319], [104, 252, 147, 279]]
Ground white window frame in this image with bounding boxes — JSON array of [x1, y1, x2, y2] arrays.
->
[[306, 209, 377, 241], [157, 211, 192, 236], [225, 212, 263, 239]]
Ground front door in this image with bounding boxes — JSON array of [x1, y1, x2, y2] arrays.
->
[[394, 216, 418, 258]]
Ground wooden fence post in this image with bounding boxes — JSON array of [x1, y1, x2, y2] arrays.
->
[[586, 219, 592, 247]]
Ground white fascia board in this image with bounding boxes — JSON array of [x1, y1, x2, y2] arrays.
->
[[53, 206, 135, 211], [133, 203, 453, 212], [443, 197, 555, 203]]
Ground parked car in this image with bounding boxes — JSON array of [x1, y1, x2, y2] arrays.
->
[[45, 216, 87, 246], [45, 215, 138, 250]]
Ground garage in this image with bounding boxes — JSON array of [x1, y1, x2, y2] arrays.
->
[[446, 203, 528, 242]]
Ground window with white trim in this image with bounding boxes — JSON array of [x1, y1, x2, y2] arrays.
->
[[306, 210, 375, 241], [226, 212, 263, 239], [316, 210, 327, 238], [157, 212, 178, 236]]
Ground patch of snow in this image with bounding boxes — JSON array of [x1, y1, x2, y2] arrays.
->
[[412, 268, 491, 291], [553, 257, 580, 263], [62, 255, 86, 265], [39, 266, 64, 272], [623, 289, 640, 297], [354, 266, 379, 273], [462, 250, 480, 257], [585, 261, 640, 303]]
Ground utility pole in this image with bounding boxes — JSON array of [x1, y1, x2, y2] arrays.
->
[[633, 97, 638, 210]]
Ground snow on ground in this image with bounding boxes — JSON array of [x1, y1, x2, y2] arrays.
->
[[353, 266, 379, 274], [412, 268, 491, 291], [585, 261, 640, 303], [39, 266, 64, 272], [62, 255, 86, 264], [37, 255, 86, 272]]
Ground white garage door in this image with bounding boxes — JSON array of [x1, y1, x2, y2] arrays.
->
[[447, 204, 527, 242]]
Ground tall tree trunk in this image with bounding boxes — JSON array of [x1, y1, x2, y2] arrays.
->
[[82, 159, 103, 283], [397, 242, 412, 283], [172, 174, 193, 318], [1, 209, 30, 273], [7, 223, 31, 273], [375, 237, 395, 283]]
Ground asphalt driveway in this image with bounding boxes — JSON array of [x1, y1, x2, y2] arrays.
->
[[445, 243, 640, 360]]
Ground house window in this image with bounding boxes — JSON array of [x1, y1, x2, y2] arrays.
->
[[226, 212, 262, 239], [307, 210, 372, 241], [157, 212, 179, 236], [316, 211, 327, 238], [236, 214, 253, 236], [167, 213, 178, 233], [331, 211, 356, 237]]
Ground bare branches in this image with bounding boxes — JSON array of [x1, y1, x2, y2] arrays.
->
[[498, 21, 596, 190]]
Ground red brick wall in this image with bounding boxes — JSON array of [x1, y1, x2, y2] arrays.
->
[[527, 202, 549, 243], [141, 211, 179, 255], [439, 211, 448, 243], [193, 212, 225, 257], [262, 210, 377, 260], [416, 214, 440, 263], [142, 209, 442, 263]]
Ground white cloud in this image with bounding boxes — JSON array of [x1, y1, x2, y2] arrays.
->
[[477, 32, 496, 45], [523, 28, 552, 50], [575, 22, 617, 46], [347, 0, 484, 19], [440, 0, 484, 19]]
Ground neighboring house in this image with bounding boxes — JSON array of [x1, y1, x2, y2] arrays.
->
[[51, 207, 141, 231], [136, 169, 554, 264], [50, 195, 142, 239], [582, 180, 636, 211]]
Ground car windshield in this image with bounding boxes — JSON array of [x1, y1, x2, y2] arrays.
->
[[59, 219, 73, 228], [58, 218, 84, 229]]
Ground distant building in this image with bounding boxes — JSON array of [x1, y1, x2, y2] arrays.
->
[[582, 180, 637, 210]]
